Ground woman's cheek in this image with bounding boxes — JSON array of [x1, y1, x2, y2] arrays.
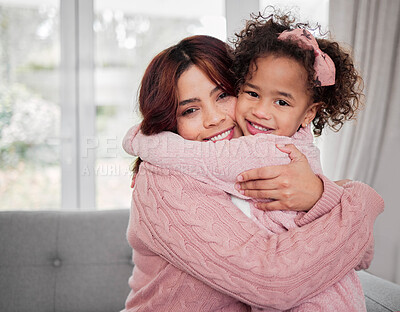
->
[[235, 98, 244, 121], [227, 97, 238, 121], [177, 115, 201, 141]]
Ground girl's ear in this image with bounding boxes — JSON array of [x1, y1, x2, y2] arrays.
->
[[302, 102, 321, 128]]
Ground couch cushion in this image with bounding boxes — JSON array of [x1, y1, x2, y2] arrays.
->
[[0, 210, 133, 312], [358, 270, 400, 312]]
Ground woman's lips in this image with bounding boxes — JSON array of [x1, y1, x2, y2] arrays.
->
[[246, 120, 274, 135], [204, 127, 235, 142]]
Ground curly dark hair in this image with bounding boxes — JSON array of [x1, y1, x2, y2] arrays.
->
[[232, 10, 364, 136]]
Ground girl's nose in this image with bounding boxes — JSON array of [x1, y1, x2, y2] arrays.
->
[[253, 103, 272, 120]]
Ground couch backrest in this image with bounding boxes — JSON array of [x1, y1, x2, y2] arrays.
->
[[0, 210, 133, 312]]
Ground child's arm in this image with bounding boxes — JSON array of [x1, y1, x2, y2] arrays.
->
[[125, 126, 321, 200], [236, 144, 323, 211], [130, 162, 384, 310]]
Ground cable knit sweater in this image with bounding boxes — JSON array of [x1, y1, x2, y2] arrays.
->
[[122, 126, 384, 311], [127, 124, 323, 230]]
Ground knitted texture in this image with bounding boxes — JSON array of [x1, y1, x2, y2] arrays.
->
[[124, 126, 376, 311], [127, 124, 322, 232], [122, 127, 384, 311], [123, 162, 383, 311], [123, 124, 322, 199]]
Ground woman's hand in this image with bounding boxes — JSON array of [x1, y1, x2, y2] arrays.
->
[[235, 144, 323, 211]]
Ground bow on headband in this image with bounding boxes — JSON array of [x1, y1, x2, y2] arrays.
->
[[278, 29, 336, 86]]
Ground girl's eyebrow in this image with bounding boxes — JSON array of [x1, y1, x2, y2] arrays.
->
[[178, 86, 220, 106], [243, 82, 261, 91], [244, 82, 294, 100], [276, 91, 294, 100]]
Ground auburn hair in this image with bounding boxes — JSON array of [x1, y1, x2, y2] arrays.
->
[[133, 35, 236, 173]]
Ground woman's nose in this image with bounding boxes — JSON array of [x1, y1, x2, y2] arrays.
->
[[203, 104, 226, 128]]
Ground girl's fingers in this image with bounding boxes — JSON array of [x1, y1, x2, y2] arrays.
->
[[236, 179, 277, 191], [334, 179, 352, 187], [237, 144, 307, 182], [237, 165, 281, 182], [276, 144, 305, 162], [254, 200, 283, 211], [239, 189, 280, 200]]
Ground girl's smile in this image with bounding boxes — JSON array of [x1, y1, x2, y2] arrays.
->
[[236, 55, 319, 137], [246, 120, 275, 135]]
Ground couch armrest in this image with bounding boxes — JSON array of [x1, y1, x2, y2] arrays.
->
[[357, 270, 400, 312]]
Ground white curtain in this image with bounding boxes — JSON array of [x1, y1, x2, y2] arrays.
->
[[322, 0, 400, 283]]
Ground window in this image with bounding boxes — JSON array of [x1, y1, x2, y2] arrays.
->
[[0, 0, 225, 211], [0, 0, 328, 211], [94, 0, 226, 209], [0, 0, 61, 210]]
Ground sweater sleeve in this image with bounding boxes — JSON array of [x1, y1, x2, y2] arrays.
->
[[295, 175, 377, 270], [128, 126, 322, 198], [295, 174, 343, 226], [130, 162, 384, 310]]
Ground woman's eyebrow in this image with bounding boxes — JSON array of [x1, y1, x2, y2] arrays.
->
[[179, 98, 199, 106], [209, 86, 220, 96], [179, 86, 221, 106]]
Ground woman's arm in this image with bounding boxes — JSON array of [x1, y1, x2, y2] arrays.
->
[[131, 162, 384, 310], [126, 126, 322, 206]]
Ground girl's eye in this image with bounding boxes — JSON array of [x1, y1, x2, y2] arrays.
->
[[275, 99, 289, 106], [245, 91, 259, 98], [182, 108, 197, 116]]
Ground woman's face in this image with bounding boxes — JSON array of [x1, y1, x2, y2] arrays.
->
[[176, 65, 242, 141]]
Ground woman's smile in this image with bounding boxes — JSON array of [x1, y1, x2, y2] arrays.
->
[[203, 127, 235, 142], [176, 65, 242, 141]]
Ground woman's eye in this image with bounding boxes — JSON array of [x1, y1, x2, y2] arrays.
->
[[217, 92, 229, 100], [275, 99, 289, 106], [245, 91, 259, 98], [182, 108, 197, 116]]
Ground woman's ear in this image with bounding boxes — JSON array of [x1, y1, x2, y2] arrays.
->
[[302, 102, 321, 128]]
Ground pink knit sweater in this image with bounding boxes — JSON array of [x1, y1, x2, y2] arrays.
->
[[122, 126, 384, 311], [127, 124, 322, 230]]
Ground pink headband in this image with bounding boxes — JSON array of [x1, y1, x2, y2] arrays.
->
[[278, 29, 336, 86]]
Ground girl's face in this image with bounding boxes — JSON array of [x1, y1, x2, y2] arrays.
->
[[236, 55, 319, 137], [176, 65, 242, 141]]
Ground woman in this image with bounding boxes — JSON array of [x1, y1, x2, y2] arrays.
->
[[122, 35, 383, 311]]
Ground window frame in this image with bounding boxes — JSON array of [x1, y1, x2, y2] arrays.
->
[[60, 0, 95, 210], [57, 0, 257, 210]]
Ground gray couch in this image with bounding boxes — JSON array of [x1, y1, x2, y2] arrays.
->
[[0, 210, 399, 312]]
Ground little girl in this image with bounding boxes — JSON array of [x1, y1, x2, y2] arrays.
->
[[124, 14, 374, 311], [233, 13, 367, 311]]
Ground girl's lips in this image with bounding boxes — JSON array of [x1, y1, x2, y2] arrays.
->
[[204, 127, 235, 142], [246, 120, 274, 135]]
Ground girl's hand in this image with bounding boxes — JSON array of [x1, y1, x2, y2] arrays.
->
[[235, 144, 323, 211], [334, 179, 352, 187]]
